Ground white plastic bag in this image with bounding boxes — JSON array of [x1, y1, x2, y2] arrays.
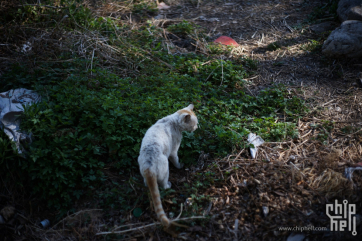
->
[[0, 88, 41, 154], [247, 133, 264, 159]]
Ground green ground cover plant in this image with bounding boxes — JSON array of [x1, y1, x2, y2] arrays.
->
[[0, 0, 308, 210]]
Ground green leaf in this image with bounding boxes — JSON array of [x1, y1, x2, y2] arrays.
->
[[133, 208, 142, 218]]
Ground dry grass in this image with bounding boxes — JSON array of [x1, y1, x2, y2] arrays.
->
[[1, 0, 362, 240]]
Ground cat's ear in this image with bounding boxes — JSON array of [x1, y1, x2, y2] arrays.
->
[[184, 114, 191, 123], [186, 104, 194, 110]]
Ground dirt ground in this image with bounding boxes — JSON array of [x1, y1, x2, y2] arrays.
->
[[1, 0, 362, 240]]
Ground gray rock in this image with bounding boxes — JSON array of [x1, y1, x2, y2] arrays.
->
[[287, 233, 305, 241], [154, 14, 165, 20], [348, 5, 362, 20], [337, 0, 362, 22], [322, 20, 362, 58], [310, 21, 339, 33]]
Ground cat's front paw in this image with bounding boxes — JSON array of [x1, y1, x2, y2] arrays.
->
[[166, 181, 172, 189], [177, 163, 184, 169]]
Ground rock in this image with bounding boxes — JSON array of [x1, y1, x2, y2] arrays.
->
[[157, 2, 170, 10], [214, 36, 239, 46], [357, 72, 362, 87], [154, 14, 165, 20], [355, 214, 362, 226], [287, 233, 305, 241], [262, 206, 269, 217], [337, 0, 362, 22], [322, 20, 362, 58], [0, 206, 15, 221], [310, 21, 339, 33], [348, 5, 362, 21]]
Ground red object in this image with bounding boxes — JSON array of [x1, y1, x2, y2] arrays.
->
[[214, 36, 239, 47]]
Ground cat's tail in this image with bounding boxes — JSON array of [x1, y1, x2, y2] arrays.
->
[[143, 169, 170, 228]]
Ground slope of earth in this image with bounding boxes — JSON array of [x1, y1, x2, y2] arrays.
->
[[1, 0, 362, 241]]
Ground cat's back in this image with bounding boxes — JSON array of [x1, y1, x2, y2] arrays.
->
[[140, 114, 178, 149]]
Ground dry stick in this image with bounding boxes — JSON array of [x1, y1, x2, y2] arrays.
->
[[321, 99, 336, 107], [204, 68, 217, 82], [260, 148, 271, 162], [234, 149, 245, 161], [90, 48, 95, 75], [217, 163, 225, 180], [220, 59, 224, 86], [347, 127, 362, 137], [300, 129, 312, 139], [244, 85, 256, 97], [175, 203, 184, 220], [289, 162, 306, 177], [112, 222, 149, 231], [95, 216, 205, 236], [244, 75, 259, 81]]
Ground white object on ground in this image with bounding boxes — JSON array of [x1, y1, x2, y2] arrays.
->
[[0, 88, 41, 154], [21, 41, 32, 53], [345, 167, 362, 181], [247, 133, 264, 159], [262, 206, 269, 217], [40, 219, 50, 228], [157, 2, 170, 9]]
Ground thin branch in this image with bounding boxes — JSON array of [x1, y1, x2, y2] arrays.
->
[[95, 216, 205, 236]]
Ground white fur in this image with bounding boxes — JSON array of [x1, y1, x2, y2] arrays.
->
[[138, 104, 198, 188]]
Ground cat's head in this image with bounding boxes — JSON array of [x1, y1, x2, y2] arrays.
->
[[177, 104, 198, 132]]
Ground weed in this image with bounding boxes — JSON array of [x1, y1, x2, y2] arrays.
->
[[167, 20, 198, 37], [309, 120, 334, 144], [267, 42, 281, 51], [207, 44, 229, 55], [132, 1, 158, 17], [241, 57, 258, 70], [300, 39, 322, 52], [341, 126, 357, 134]]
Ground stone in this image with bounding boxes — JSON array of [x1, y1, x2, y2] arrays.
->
[[310, 21, 339, 33], [348, 5, 362, 21], [357, 72, 362, 87], [287, 233, 305, 241], [322, 20, 362, 58], [337, 0, 362, 22], [214, 36, 239, 46]]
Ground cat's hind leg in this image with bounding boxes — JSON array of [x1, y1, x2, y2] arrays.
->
[[158, 155, 172, 189]]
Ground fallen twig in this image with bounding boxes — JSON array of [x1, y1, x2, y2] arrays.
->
[[95, 216, 206, 235]]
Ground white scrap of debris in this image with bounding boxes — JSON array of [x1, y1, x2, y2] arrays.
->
[[0, 88, 41, 154]]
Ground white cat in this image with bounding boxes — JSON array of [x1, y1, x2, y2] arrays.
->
[[138, 104, 198, 227]]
